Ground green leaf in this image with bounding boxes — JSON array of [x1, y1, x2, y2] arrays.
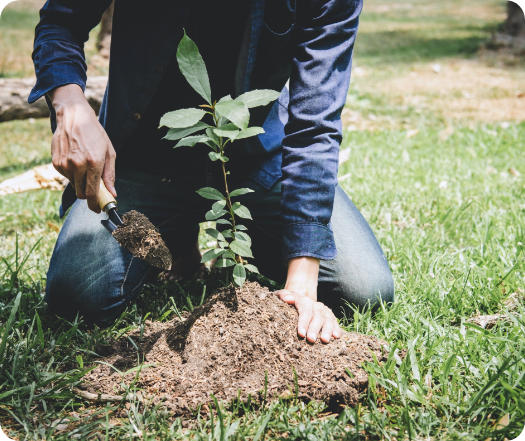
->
[[230, 188, 254, 197], [205, 127, 221, 146], [174, 135, 210, 148], [244, 263, 260, 274], [235, 224, 247, 231], [212, 200, 227, 211], [215, 99, 250, 129], [232, 202, 252, 220], [221, 229, 233, 239], [160, 108, 206, 128], [217, 95, 233, 104], [213, 127, 241, 141], [222, 250, 236, 260], [205, 209, 228, 221], [215, 258, 236, 268], [205, 228, 225, 242], [196, 187, 225, 201], [237, 89, 280, 108], [0, 292, 21, 361], [236, 126, 265, 140], [176, 31, 212, 104], [163, 122, 210, 140], [234, 231, 252, 245], [201, 248, 224, 263], [209, 152, 229, 162], [233, 263, 247, 286], [229, 240, 253, 258]]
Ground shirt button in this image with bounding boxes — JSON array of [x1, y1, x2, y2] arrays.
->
[[132, 112, 142, 120]]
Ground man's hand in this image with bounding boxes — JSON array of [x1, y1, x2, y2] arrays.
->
[[49, 84, 117, 213], [276, 257, 342, 344]]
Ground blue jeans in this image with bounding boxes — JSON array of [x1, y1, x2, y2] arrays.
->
[[46, 168, 394, 326]]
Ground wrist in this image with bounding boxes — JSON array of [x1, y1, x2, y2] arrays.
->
[[284, 256, 320, 300], [49, 84, 87, 110]]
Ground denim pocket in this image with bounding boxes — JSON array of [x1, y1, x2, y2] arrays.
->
[[264, 0, 296, 36]]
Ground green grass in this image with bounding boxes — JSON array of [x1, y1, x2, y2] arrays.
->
[[0, 1, 106, 78], [1, 0, 524, 439]]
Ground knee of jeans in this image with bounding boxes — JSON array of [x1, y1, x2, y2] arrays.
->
[[45, 263, 125, 326], [336, 261, 395, 311]]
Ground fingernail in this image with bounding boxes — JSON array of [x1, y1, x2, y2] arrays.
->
[[298, 327, 306, 336]]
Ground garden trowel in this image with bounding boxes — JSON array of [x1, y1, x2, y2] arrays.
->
[[98, 181, 173, 271]]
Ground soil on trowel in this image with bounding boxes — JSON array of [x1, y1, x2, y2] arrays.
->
[[112, 210, 173, 271], [81, 282, 388, 416]]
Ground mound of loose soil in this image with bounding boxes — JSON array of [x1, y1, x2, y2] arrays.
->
[[81, 282, 388, 416], [112, 210, 173, 271]]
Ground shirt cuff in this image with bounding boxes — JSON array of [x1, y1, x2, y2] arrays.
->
[[282, 222, 336, 261], [28, 63, 86, 104]]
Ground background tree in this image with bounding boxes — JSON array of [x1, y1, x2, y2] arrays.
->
[[96, 0, 114, 59], [489, 1, 525, 52]]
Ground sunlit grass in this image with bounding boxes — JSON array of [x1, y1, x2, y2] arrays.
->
[[0, 0, 523, 439]]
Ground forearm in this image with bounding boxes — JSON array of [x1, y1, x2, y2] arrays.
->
[[29, 0, 111, 105]]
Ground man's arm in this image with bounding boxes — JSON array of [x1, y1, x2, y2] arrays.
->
[[277, 0, 362, 342], [29, 0, 116, 211]]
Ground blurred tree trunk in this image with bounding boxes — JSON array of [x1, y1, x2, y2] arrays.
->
[[488, 2, 525, 52], [96, 1, 114, 59], [503, 2, 525, 36]]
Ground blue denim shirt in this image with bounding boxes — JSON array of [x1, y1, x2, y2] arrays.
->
[[29, 0, 362, 261]]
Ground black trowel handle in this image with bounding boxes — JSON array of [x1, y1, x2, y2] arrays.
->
[[98, 180, 117, 213]]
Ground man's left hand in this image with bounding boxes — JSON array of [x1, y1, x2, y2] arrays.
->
[[275, 257, 342, 344]]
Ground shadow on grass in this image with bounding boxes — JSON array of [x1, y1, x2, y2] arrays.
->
[[356, 25, 495, 64]]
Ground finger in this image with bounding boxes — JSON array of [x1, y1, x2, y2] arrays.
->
[[306, 303, 324, 343], [320, 312, 334, 344], [85, 166, 102, 213], [295, 296, 312, 338], [51, 132, 70, 179], [333, 322, 343, 339], [73, 168, 87, 200], [102, 144, 117, 197], [275, 289, 296, 304]]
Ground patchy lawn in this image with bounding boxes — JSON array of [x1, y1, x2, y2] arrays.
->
[[0, 0, 523, 439]]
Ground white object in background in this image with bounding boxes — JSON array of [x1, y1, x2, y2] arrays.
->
[[0, 1, 17, 17], [0, 424, 16, 441], [0, 163, 68, 196]]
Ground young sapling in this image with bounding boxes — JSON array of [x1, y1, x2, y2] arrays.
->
[[159, 32, 279, 286]]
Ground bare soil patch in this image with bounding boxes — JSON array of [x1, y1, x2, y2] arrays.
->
[[382, 59, 525, 122], [112, 210, 173, 271], [346, 57, 525, 130], [81, 282, 387, 416]]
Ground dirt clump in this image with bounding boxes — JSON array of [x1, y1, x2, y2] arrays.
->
[[81, 282, 388, 416], [112, 210, 173, 271]]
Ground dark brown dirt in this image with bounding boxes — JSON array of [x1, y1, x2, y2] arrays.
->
[[81, 282, 388, 416], [112, 210, 173, 271]]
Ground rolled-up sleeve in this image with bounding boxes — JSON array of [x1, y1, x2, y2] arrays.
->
[[29, 0, 111, 104], [281, 0, 362, 260]]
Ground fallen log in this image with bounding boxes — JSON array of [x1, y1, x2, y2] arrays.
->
[[0, 76, 107, 122]]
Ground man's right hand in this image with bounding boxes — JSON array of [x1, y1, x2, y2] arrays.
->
[[49, 84, 117, 213]]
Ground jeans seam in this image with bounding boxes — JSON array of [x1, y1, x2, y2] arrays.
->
[[120, 255, 135, 299]]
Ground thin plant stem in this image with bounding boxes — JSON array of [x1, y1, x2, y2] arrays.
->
[[212, 107, 243, 264]]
